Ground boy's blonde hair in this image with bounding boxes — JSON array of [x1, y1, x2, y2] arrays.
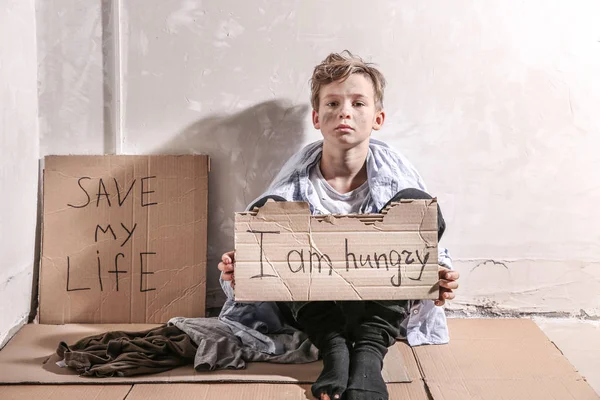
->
[[310, 50, 386, 111]]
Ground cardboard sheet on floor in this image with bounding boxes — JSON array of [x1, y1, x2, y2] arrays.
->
[[414, 319, 599, 400], [0, 385, 132, 400], [124, 382, 432, 400], [0, 382, 429, 400], [1, 319, 597, 399], [0, 324, 411, 384]]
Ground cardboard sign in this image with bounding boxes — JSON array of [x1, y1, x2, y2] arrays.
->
[[40, 155, 209, 324], [234, 199, 439, 301]]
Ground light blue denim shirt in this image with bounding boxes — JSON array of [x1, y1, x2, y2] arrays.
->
[[219, 138, 452, 350]]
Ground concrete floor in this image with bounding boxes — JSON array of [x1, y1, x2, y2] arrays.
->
[[534, 317, 600, 396]]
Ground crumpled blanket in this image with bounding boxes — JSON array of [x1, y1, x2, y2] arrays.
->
[[56, 317, 318, 377], [56, 324, 197, 377]]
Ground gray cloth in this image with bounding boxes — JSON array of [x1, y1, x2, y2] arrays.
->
[[168, 316, 318, 370], [218, 298, 290, 355]]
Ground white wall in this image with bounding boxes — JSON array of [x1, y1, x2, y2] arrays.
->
[[0, 0, 39, 346], [36, 0, 107, 155], [29, 0, 600, 322]]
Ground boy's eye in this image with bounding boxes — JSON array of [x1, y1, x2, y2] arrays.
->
[[354, 102, 365, 107], [326, 101, 339, 107]]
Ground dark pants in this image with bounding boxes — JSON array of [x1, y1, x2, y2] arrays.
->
[[250, 188, 445, 349]]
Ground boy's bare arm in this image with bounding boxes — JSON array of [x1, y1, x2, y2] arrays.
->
[[218, 250, 236, 288]]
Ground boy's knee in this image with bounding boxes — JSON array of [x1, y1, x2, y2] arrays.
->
[[285, 300, 310, 321], [383, 188, 446, 240], [393, 188, 432, 201], [381, 188, 433, 211], [249, 195, 287, 209]]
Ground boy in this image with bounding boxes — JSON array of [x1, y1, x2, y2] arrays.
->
[[218, 51, 459, 400]]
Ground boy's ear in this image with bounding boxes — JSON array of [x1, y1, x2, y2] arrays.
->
[[372, 109, 385, 131], [312, 109, 321, 129]]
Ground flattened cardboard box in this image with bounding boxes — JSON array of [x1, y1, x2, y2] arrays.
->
[[1, 319, 596, 400], [0, 323, 411, 384], [234, 199, 439, 301], [413, 319, 599, 400], [40, 155, 209, 324]]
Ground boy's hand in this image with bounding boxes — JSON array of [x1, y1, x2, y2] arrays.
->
[[435, 266, 459, 306], [218, 250, 236, 288]]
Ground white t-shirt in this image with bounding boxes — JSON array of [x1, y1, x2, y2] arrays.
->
[[308, 164, 370, 214]]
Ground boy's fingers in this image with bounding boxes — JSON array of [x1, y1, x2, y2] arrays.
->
[[218, 262, 234, 273], [443, 291, 455, 300], [445, 271, 459, 281], [439, 279, 459, 290], [436, 285, 455, 305], [222, 250, 235, 264]]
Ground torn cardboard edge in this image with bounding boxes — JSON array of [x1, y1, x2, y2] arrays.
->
[[234, 199, 439, 302], [0, 323, 411, 384]]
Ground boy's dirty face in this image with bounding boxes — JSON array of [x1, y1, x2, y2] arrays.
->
[[312, 73, 384, 150]]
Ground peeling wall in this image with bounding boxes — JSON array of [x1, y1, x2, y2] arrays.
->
[[35, 0, 600, 315], [0, 0, 39, 346]]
